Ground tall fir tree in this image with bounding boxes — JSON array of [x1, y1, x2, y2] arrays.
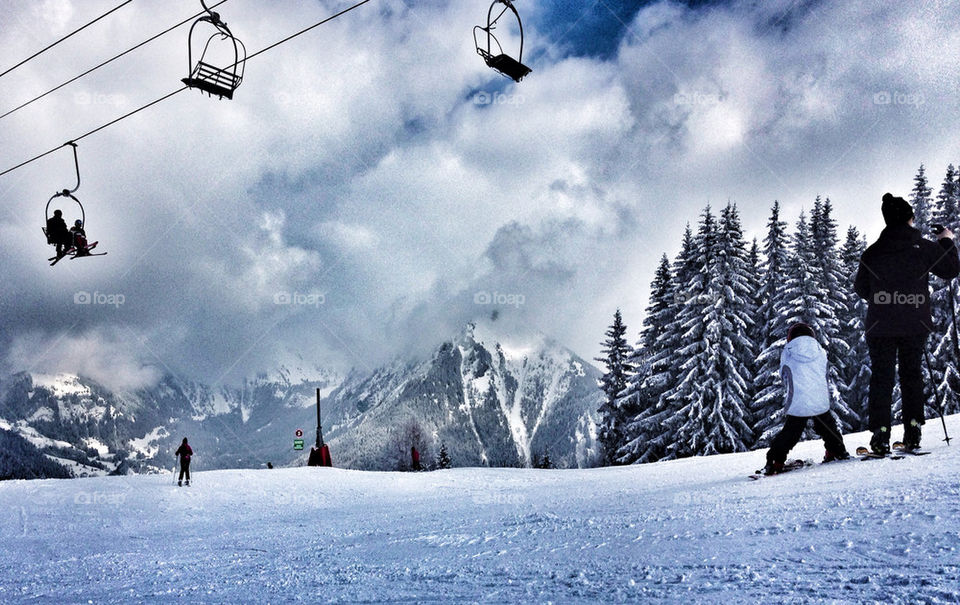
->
[[746, 238, 764, 357], [595, 309, 634, 464], [751, 201, 793, 444], [928, 165, 960, 416], [933, 164, 960, 232], [435, 442, 452, 470], [659, 205, 755, 458], [809, 197, 857, 432], [617, 226, 700, 464], [910, 164, 933, 234], [615, 255, 675, 464], [838, 226, 870, 431]]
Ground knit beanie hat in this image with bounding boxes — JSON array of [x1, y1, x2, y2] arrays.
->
[[881, 193, 914, 226], [786, 322, 816, 342]]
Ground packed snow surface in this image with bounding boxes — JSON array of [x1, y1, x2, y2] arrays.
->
[[2, 419, 960, 603]]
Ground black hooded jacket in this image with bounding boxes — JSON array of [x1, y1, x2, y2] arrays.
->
[[854, 224, 960, 337]]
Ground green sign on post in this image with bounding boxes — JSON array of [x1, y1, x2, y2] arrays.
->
[[293, 439, 304, 450]]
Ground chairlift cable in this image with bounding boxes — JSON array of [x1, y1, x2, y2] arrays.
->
[[244, 0, 374, 62], [0, 0, 378, 180], [0, 0, 136, 80], [0, 0, 231, 123]]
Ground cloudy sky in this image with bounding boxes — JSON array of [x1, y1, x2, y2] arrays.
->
[[1, 0, 959, 391]]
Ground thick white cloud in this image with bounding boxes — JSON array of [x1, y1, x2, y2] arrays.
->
[[5, 328, 162, 392], [2, 0, 960, 384]]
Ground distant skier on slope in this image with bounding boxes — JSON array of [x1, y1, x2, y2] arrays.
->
[[175, 438, 193, 487], [854, 193, 960, 454], [762, 323, 850, 475]]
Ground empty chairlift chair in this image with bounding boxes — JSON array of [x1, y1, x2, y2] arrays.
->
[[474, 0, 531, 83], [182, 0, 246, 100]]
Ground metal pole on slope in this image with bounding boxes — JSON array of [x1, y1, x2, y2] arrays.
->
[[922, 348, 952, 446], [308, 388, 328, 466], [317, 387, 324, 450]]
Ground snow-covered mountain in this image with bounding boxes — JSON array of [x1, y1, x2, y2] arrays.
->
[[322, 322, 602, 470], [0, 358, 342, 478], [0, 324, 601, 478]]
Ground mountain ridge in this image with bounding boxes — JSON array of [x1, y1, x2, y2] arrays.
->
[[0, 323, 601, 478]]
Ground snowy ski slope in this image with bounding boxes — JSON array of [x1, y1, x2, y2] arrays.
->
[[1, 417, 959, 603]]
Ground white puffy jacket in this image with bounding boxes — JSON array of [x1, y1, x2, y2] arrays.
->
[[780, 335, 830, 417]]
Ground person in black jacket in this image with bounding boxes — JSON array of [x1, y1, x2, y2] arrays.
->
[[854, 193, 960, 453], [45, 209, 72, 257], [175, 438, 193, 487]]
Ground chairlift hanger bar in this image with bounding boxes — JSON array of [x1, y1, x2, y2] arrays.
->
[[0, 0, 376, 181]]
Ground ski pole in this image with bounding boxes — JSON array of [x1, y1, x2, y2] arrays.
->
[[922, 348, 952, 446], [949, 278, 960, 373]]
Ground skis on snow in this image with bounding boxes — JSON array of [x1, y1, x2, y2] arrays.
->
[[855, 443, 931, 460], [748, 459, 813, 480], [892, 441, 931, 456]]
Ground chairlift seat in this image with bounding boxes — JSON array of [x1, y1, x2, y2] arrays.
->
[[483, 53, 531, 83], [182, 61, 239, 100]]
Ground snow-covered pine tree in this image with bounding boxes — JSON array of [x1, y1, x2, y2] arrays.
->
[[618, 226, 703, 464], [809, 197, 857, 432], [661, 204, 755, 458], [838, 226, 870, 431], [751, 201, 793, 445], [435, 442, 452, 470], [595, 309, 634, 464], [615, 254, 675, 464], [910, 164, 933, 234], [927, 165, 960, 416], [746, 238, 763, 358], [933, 164, 960, 232]]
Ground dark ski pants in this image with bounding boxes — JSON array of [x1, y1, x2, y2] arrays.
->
[[767, 413, 846, 464], [178, 459, 191, 483], [866, 334, 926, 431]]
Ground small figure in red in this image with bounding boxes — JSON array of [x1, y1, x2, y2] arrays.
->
[[411, 445, 421, 471]]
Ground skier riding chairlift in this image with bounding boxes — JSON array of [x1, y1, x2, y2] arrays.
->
[[42, 142, 106, 266]]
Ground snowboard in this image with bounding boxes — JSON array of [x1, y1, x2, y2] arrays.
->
[[749, 459, 813, 480]]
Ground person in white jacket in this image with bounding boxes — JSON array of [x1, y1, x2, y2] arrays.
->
[[763, 323, 850, 475]]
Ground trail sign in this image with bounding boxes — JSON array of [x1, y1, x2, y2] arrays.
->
[[293, 439, 304, 450], [295, 429, 303, 438]]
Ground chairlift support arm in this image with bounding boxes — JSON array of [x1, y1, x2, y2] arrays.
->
[[488, 0, 524, 63]]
